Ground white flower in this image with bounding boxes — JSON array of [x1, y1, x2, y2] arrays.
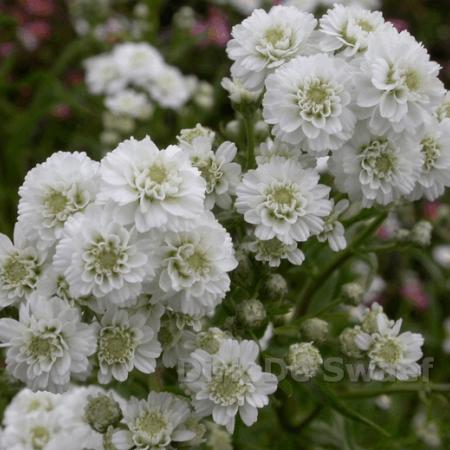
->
[[149, 214, 237, 317], [99, 136, 206, 233], [356, 314, 424, 381], [105, 89, 153, 120], [432, 245, 450, 269], [263, 54, 356, 153], [18, 151, 99, 251], [245, 236, 305, 267], [185, 339, 278, 433], [236, 158, 332, 245], [112, 392, 194, 450], [146, 65, 193, 110], [436, 91, 450, 121], [329, 124, 423, 207], [0, 410, 64, 450], [408, 118, 450, 201], [319, 5, 389, 57], [177, 124, 216, 147], [84, 53, 126, 95], [317, 199, 349, 252], [54, 205, 155, 305], [225, 0, 262, 15], [112, 42, 164, 86], [179, 136, 242, 209], [3, 389, 60, 427], [227, 6, 317, 90], [221, 77, 262, 104], [0, 295, 97, 392], [0, 225, 46, 308], [355, 29, 444, 135], [95, 306, 162, 383], [255, 137, 316, 167]]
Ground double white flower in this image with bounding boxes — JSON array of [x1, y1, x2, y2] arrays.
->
[[99, 136, 206, 233], [0, 295, 97, 392], [236, 158, 332, 245], [185, 339, 278, 433], [227, 6, 317, 90], [263, 54, 356, 154]]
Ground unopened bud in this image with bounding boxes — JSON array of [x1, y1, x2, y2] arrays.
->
[[238, 299, 266, 329], [85, 394, 122, 434], [286, 342, 323, 380], [301, 318, 329, 344]]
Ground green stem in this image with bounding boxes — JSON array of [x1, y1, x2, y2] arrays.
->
[[340, 382, 450, 399], [243, 112, 255, 171], [294, 211, 388, 318]]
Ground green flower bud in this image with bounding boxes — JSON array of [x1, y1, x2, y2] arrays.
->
[[238, 299, 266, 329], [85, 394, 122, 434], [301, 318, 329, 344], [286, 342, 323, 380], [339, 326, 364, 358]]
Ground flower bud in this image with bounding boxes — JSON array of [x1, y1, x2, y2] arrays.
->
[[263, 273, 288, 300], [286, 342, 323, 380], [238, 299, 266, 329], [85, 394, 122, 433], [301, 318, 329, 344], [360, 303, 388, 334], [339, 326, 364, 358], [341, 282, 365, 306], [410, 220, 432, 247]]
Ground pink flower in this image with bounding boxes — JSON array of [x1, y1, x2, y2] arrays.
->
[[23, 0, 55, 17], [17, 20, 51, 50], [192, 7, 230, 47], [51, 103, 71, 120], [400, 275, 429, 311], [388, 18, 409, 32], [423, 201, 441, 222]]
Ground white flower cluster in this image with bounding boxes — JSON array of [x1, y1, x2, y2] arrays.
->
[[340, 303, 425, 380], [0, 132, 282, 443], [0, 386, 122, 449], [84, 42, 205, 145], [227, 3, 449, 217]]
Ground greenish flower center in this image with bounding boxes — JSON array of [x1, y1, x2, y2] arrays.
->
[[264, 27, 285, 45], [85, 239, 126, 277], [28, 336, 55, 358], [372, 337, 403, 364], [30, 426, 50, 450], [208, 363, 249, 406], [148, 164, 168, 184], [421, 137, 440, 171], [98, 326, 135, 365], [361, 139, 397, 179], [355, 18, 374, 32], [2, 255, 29, 285], [44, 191, 69, 215], [404, 70, 420, 91]]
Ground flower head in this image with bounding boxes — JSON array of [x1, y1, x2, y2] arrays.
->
[[263, 54, 356, 153], [112, 392, 194, 450], [54, 205, 155, 305], [355, 29, 444, 135], [18, 151, 99, 251], [99, 136, 206, 232], [0, 295, 97, 392], [186, 339, 278, 433], [227, 5, 317, 90], [236, 158, 332, 245]]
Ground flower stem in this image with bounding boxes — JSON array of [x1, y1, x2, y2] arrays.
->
[[243, 112, 256, 171], [294, 211, 388, 318], [340, 382, 450, 399]]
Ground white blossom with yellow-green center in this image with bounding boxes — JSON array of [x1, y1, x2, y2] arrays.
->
[[185, 339, 278, 433]]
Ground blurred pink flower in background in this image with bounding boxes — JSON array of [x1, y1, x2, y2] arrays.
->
[[389, 18, 409, 32], [401, 274, 430, 311], [17, 20, 52, 50], [51, 103, 72, 120], [423, 201, 441, 222], [22, 0, 55, 17], [192, 7, 230, 47]]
